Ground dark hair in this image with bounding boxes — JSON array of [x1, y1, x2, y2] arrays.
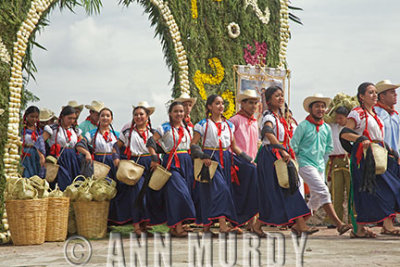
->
[[99, 107, 113, 118], [264, 86, 283, 103], [59, 105, 76, 119], [205, 94, 222, 117], [357, 82, 375, 105], [335, 106, 350, 116], [92, 107, 118, 149], [132, 106, 153, 133], [23, 106, 39, 126]]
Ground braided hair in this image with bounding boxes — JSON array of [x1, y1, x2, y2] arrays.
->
[[92, 108, 117, 152]]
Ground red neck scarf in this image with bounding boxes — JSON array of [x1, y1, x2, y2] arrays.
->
[[85, 116, 97, 126], [185, 116, 194, 128], [165, 126, 185, 169], [375, 102, 398, 116], [271, 111, 295, 159], [237, 110, 257, 125], [306, 115, 324, 132], [102, 131, 112, 143]]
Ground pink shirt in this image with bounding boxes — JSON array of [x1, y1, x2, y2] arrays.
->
[[229, 113, 259, 159]]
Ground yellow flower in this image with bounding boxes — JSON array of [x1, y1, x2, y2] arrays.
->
[[191, 0, 198, 19], [193, 57, 225, 100], [221, 90, 235, 119]]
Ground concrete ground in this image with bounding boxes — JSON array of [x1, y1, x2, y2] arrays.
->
[[0, 226, 399, 267]]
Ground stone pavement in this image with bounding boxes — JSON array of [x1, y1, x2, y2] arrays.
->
[[0, 226, 399, 267]]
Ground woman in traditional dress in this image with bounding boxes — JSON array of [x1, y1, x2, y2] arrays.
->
[[110, 102, 156, 235], [340, 82, 400, 237], [21, 106, 45, 178], [148, 101, 196, 237], [252, 86, 314, 236], [42, 106, 82, 190], [191, 94, 252, 234]]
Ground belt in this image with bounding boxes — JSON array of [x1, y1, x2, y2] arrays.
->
[[94, 152, 112, 155], [166, 150, 188, 154], [203, 147, 228, 151], [329, 154, 347, 159]]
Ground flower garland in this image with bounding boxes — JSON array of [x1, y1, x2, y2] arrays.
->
[[244, 0, 271, 25], [150, 0, 190, 94], [221, 90, 235, 119], [0, 37, 11, 64], [227, 22, 240, 39], [4, 0, 56, 179], [243, 41, 267, 65], [191, 0, 198, 19], [278, 0, 290, 68], [193, 57, 225, 100]]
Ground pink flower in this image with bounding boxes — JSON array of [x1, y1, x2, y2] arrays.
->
[[243, 41, 268, 65]]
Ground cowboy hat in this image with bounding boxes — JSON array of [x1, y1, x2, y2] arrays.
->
[[0, 108, 4, 116], [375, 80, 400, 94], [64, 100, 83, 111], [132, 101, 155, 115], [303, 93, 332, 113], [237, 89, 260, 103], [85, 100, 105, 113], [175, 92, 197, 106], [39, 108, 56, 122]]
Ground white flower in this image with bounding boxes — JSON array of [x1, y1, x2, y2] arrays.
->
[[227, 22, 240, 39]]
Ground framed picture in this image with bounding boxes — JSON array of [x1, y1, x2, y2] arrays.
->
[[234, 65, 288, 120]]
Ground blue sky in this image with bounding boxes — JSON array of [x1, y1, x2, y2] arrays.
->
[[26, 0, 400, 129]]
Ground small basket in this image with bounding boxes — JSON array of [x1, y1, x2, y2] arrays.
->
[[45, 197, 70, 242], [193, 158, 219, 183], [93, 161, 111, 179], [73, 201, 110, 239], [364, 143, 388, 175], [116, 160, 145, 186], [5, 198, 49, 245], [45, 162, 59, 183], [148, 165, 171, 191]]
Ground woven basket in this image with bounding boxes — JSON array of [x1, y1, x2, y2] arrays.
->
[[148, 165, 171, 190], [93, 161, 111, 180], [45, 162, 59, 183], [5, 198, 49, 245], [45, 197, 70, 242], [73, 201, 109, 239]]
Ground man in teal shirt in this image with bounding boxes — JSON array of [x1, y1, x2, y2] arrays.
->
[[290, 94, 351, 235], [78, 100, 104, 136]]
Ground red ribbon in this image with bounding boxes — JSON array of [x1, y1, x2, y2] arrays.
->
[[238, 110, 257, 125], [231, 164, 240, 185], [50, 143, 61, 157], [103, 131, 112, 142], [136, 127, 147, 144], [306, 115, 324, 132], [271, 111, 296, 159], [215, 122, 224, 169], [166, 126, 185, 169], [65, 129, 72, 142], [376, 102, 398, 116], [185, 116, 194, 128], [31, 131, 38, 142]]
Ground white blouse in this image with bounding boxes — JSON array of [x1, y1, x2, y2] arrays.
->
[[194, 119, 234, 149], [119, 125, 153, 155], [348, 107, 384, 141], [44, 124, 81, 148], [22, 129, 39, 146], [156, 122, 192, 152], [85, 128, 118, 153], [260, 111, 285, 145]]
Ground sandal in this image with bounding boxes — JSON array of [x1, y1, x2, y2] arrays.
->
[[219, 227, 243, 234], [133, 229, 142, 237], [350, 228, 376, 238], [250, 228, 267, 238], [291, 227, 319, 237], [337, 224, 352, 235], [170, 228, 188, 238], [183, 224, 194, 232], [381, 227, 400, 236]]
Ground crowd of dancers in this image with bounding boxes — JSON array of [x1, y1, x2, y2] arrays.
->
[[13, 79, 400, 238]]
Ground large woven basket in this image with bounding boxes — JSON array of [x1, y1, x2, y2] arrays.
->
[[73, 201, 109, 239], [5, 198, 49, 245], [45, 197, 70, 242]]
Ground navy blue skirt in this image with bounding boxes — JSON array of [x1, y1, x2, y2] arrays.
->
[[257, 145, 310, 226], [53, 148, 80, 191], [109, 155, 150, 225], [22, 147, 41, 178], [350, 146, 400, 224], [194, 149, 238, 226], [161, 152, 196, 227]]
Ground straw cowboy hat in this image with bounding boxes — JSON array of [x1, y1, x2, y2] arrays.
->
[[303, 93, 332, 112], [132, 101, 155, 115], [175, 92, 197, 106], [0, 108, 4, 116], [237, 89, 260, 103], [375, 80, 400, 94], [85, 100, 105, 113], [64, 100, 84, 111], [39, 108, 56, 122]]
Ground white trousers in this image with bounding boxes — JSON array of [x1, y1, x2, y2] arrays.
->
[[299, 165, 332, 211]]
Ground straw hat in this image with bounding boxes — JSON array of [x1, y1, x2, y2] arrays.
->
[[175, 92, 197, 106], [0, 108, 4, 116], [237, 89, 260, 103], [85, 100, 105, 113], [65, 100, 84, 111], [39, 108, 56, 122], [375, 80, 400, 94], [303, 93, 332, 112], [132, 101, 155, 115]]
